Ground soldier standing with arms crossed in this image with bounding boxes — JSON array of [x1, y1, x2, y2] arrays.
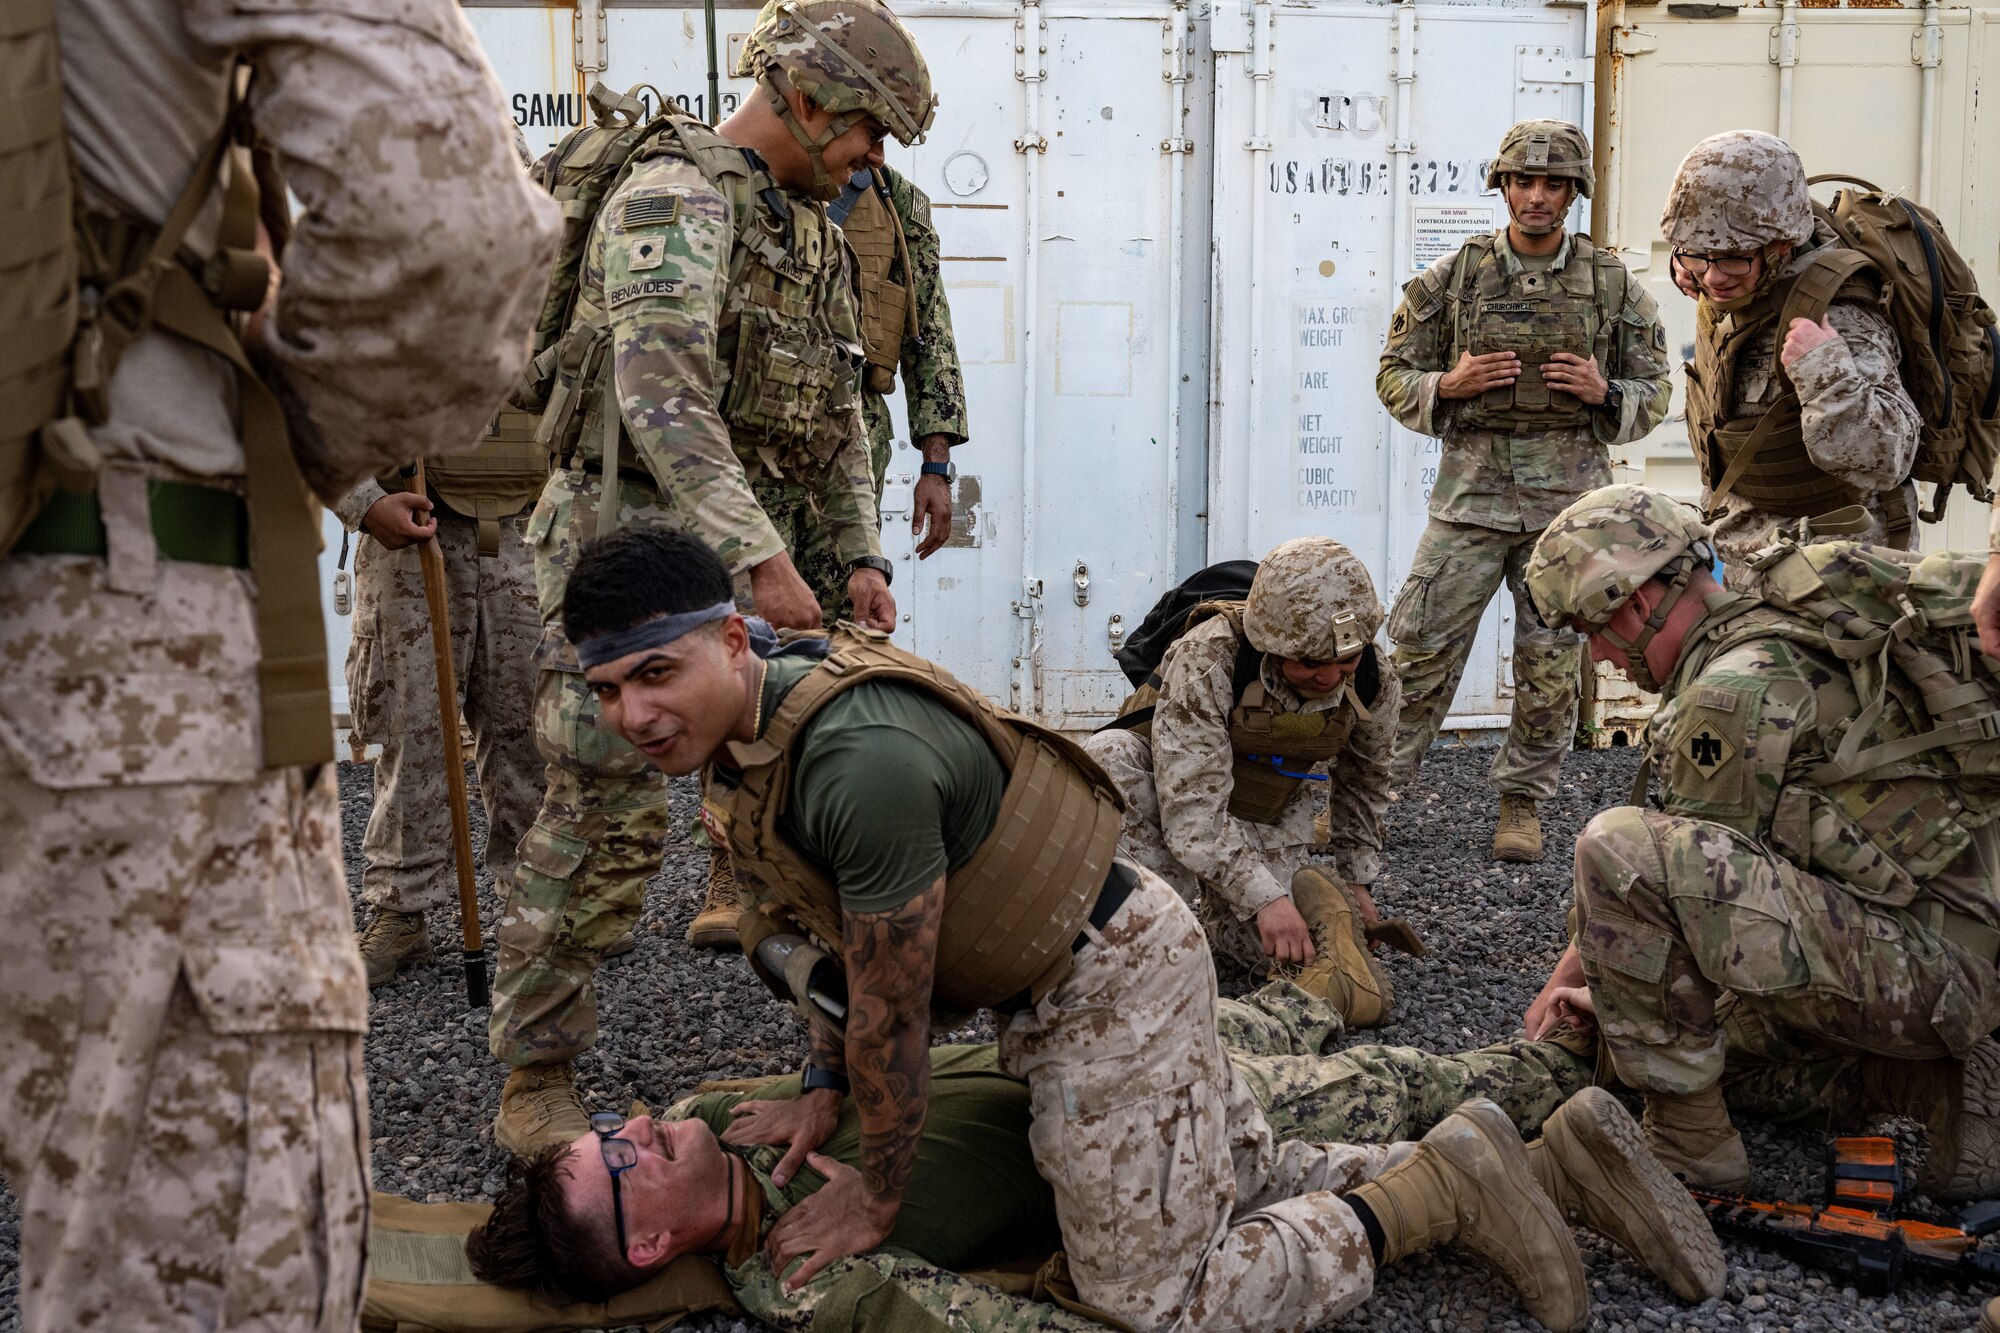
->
[[0, 2, 556, 1329], [1377, 120, 1670, 863], [488, 0, 934, 1155]]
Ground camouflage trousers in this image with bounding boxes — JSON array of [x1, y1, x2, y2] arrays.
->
[[1220, 981, 1595, 1146], [752, 412, 894, 627], [1083, 727, 1312, 976], [0, 757, 370, 1333], [1575, 805, 2000, 1097], [489, 470, 682, 1069], [999, 869, 1403, 1332], [346, 508, 541, 914], [729, 1249, 1110, 1333], [1387, 518, 1582, 800]]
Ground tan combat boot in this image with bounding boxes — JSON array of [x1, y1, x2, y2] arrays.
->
[[1284, 866, 1392, 1027], [687, 847, 744, 950], [1526, 1088, 1727, 1303], [1492, 794, 1544, 863], [494, 1064, 591, 1157], [357, 908, 433, 988], [1344, 1098, 1588, 1332], [1913, 1039, 2000, 1203], [1640, 1084, 1751, 1191]]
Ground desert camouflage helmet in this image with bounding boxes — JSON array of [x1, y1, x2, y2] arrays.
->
[[1243, 537, 1383, 662], [1525, 485, 1713, 633], [1660, 130, 1813, 253], [1485, 120, 1593, 197], [735, 0, 936, 147]]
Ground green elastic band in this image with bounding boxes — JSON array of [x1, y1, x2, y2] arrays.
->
[[16, 481, 250, 567]]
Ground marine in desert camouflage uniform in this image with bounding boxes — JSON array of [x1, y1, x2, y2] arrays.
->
[[0, 4, 556, 1331], [1524, 484, 2000, 1199], [1662, 130, 1922, 575], [336, 410, 548, 988], [488, 0, 929, 1158], [1085, 538, 1403, 1016], [1378, 120, 1671, 864], [762, 160, 970, 621]]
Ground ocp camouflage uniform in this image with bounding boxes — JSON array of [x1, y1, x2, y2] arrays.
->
[[0, 3, 556, 1330], [335, 474, 542, 917], [490, 119, 881, 1068], [1378, 229, 1670, 797], [1663, 132, 1922, 580], [1573, 610, 2000, 1096], [1085, 616, 1401, 974], [767, 162, 969, 622]]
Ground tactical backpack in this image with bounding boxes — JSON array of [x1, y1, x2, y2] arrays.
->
[[1112, 559, 1259, 687], [1735, 539, 2000, 794], [1, 19, 331, 768], [1806, 176, 1998, 521]]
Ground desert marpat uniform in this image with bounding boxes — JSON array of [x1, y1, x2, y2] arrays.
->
[[1087, 616, 1400, 974], [1662, 127, 1924, 578], [0, 2, 556, 1330], [490, 117, 882, 1071], [1378, 228, 1670, 797], [1574, 596, 2000, 1095], [335, 410, 547, 919], [763, 162, 969, 622]]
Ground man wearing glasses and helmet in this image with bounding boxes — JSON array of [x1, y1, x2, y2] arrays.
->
[[1664, 130, 1922, 577]]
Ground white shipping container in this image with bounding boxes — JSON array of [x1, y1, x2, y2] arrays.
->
[[318, 0, 1997, 730]]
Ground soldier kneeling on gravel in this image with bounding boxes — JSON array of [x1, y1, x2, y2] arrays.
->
[[1086, 537, 1407, 1024], [1523, 484, 2000, 1196], [532, 524, 1721, 1333]]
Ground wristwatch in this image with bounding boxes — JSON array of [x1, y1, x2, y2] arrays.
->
[[801, 1063, 850, 1095], [848, 554, 894, 586], [1598, 382, 1625, 417], [919, 459, 956, 481]]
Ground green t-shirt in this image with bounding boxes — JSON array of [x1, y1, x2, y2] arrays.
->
[[760, 655, 1006, 915], [674, 1045, 1058, 1269]]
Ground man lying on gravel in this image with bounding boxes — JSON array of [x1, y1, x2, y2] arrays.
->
[[465, 980, 1723, 1331], [480, 525, 1720, 1333]]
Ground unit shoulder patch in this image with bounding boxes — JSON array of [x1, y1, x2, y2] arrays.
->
[[1680, 724, 1735, 779]]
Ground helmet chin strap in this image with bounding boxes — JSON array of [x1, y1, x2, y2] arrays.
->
[[762, 67, 860, 203], [1592, 556, 1697, 693]]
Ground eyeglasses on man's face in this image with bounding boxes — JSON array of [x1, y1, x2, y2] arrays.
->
[[591, 1111, 639, 1260], [1673, 250, 1758, 279]]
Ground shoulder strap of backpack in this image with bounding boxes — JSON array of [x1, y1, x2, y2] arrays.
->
[[1777, 247, 1876, 336]]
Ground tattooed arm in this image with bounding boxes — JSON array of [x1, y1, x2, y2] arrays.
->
[[762, 875, 944, 1289]]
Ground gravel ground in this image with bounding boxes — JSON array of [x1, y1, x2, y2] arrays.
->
[[2, 739, 1995, 1332]]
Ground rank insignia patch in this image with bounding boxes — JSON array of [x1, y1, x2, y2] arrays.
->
[[1682, 726, 1735, 778], [628, 237, 665, 271]]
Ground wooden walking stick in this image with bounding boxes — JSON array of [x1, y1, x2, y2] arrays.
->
[[410, 461, 490, 1007]]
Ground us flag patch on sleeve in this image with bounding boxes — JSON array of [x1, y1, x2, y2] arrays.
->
[[621, 194, 681, 229]]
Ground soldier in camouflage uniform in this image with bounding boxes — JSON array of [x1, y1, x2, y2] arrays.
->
[[488, 0, 933, 1156], [1524, 484, 2000, 1196], [0, 4, 556, 1330], [1085, 538, 1403, 1019], [336, 409, 549, 988], [759, 156, 971, 620], [1663, 131, 1921, 576], [1378, 120, 1671, 864]]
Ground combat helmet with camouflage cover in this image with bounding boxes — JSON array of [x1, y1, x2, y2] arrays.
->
[[1244, 536, 1383, 663], [1525, 485, 1715, 689], [1485, 120, 1594, 197], [1661, 130, 1814, 259], [735, 0, 935, 201]]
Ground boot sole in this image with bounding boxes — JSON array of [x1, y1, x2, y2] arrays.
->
[[1441, 1099, 1589, 1333], [686, 912, 743, 951], [1548, 1088, 1726, 1303]]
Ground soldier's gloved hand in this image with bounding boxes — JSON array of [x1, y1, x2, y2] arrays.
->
[[1256, 896, 1316, 967], [724, 1087, 841, 1187], [764, 1152, 897, 1291], [361, 491, 436, 549], [1542, 352, 1609, 406], [1437, 350, 1520, 400], [1973, 552, 2000, 661], [1780, 315, 1840, 367], [750, 553, 825, 632], [847, 568, 897, 632]]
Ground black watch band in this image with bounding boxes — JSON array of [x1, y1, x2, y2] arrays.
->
[[801, 1063, 850, 1095], [920, 459, 955, 480], [848, 554, 893, 587]]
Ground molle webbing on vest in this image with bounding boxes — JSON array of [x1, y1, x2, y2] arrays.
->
[[399, 407, 553, 555], [1224, 679, 1358, 823], [1449, 234, 1621, 433], [1691, 248, 1879, 519], [706, 629, 1126, 1009], [840, 176, 913, 394]]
